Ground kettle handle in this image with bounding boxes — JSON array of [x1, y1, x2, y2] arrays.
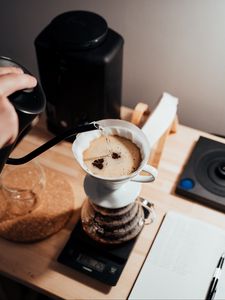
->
[[7, 123, 98, 165]]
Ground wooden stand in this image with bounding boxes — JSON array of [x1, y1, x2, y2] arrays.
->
[[131, 102, 178, 168]]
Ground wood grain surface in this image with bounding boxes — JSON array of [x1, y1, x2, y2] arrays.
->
[[0, 107, 224, 300]]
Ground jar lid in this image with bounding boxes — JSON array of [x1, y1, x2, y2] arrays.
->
[[50, 11, 108, 50]]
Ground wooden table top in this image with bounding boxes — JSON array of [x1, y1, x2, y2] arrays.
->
[[0, 107, 225, 300]]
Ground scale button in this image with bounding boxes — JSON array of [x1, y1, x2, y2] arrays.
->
[[108, 266, 118, 274], [94, 262, 105, 272], [82, 266, 93, 272], [179, 178, 195, 190]]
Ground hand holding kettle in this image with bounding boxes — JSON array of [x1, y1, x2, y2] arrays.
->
[[0, 66, 37, 148], [0, 57, 99, 174]]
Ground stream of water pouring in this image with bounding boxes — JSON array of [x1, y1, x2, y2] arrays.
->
[[94, 122, 112, 157]]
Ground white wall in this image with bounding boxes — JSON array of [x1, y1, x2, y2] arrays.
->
[[0, 0, 225, 135]]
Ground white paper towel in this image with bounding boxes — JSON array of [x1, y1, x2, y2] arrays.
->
[[142, 92, 178, 147]]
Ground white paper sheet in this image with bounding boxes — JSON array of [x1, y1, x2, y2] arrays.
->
[[129, 211, 225, 300]]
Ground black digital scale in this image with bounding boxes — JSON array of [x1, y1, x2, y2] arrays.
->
[[175, 136, 225, 211], [58, 221, 137, 286], [58, 207, 150, 286]]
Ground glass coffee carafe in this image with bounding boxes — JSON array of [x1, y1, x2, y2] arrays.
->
[[72, 119, 157, 244], [81, 197, 155, 245]]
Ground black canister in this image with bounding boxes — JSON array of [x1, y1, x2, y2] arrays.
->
[[35, 11, 124, 138]]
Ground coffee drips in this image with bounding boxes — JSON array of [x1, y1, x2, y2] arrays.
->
[[92, 152, 121, 170]]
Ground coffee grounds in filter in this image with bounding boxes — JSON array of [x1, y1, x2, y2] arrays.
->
[[111, 152, 121, 159], [92, 152, 121, 169], [84, 135, 141, 177], [92, 158, 104, 169]]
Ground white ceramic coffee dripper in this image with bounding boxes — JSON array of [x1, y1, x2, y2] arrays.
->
[[72, 119, 158, 209]]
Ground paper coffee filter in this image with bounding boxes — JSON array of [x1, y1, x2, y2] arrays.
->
[[72, 119, 151, 179]]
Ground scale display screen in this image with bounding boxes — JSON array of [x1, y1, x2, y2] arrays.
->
[[76, 253, 106, 272]]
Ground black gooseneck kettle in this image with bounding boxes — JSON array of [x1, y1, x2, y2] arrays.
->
[[0, 56, 97, 174]]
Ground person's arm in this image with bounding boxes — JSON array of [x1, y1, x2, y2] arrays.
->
[[0, 67, 37, 148]]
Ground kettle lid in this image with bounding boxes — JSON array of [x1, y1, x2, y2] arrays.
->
[[0, 56, 46, 114]]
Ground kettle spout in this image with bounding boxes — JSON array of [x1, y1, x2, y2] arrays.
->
[[6, 122, 99, 166]]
